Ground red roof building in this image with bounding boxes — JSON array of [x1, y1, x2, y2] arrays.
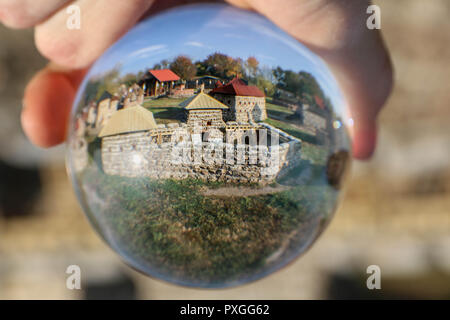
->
[[314, 95, 325, 109], [140, 69, 181, 96], [210, 77, 265, 97], [209, 77, 267, 122], [148, 69, 180, 82]]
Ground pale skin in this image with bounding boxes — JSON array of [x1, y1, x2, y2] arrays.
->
[[0, 0, 393, 159]]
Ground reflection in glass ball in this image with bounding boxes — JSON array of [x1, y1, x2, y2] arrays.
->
[[67, 3, 351, 288]]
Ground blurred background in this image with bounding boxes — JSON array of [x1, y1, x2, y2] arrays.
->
[[0, 0, 449, 299]]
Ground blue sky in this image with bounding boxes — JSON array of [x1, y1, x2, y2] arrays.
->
[[76, 3, 346, 117]]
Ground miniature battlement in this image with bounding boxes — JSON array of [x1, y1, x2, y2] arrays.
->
[[100, 123, 301, 184]]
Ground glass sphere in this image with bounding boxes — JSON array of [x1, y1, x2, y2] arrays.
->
[[67, 3, 351, 288]]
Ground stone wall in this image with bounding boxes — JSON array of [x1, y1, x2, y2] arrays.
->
[[211, 93, 236, 121], [71, 137, 88, 172], [169, 88, 195, 98], [303, 109, 327, 131], [211, 94, 267, 122], [101, 124, 301, 184], [236, 96, 267, 122], [96, 99, 118, 129], [259, 123, 302, 178], [186, 109, 225, 128]]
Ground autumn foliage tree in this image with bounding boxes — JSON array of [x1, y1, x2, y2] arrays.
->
[[169, 55, 197, 80], [139, 52, 330, 102], [246, 56, 259, 79], [202, 52, 243, 79]]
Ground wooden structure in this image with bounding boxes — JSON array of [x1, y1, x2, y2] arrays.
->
[[139, 69, 180, 97], [186, 75, 223, 90]]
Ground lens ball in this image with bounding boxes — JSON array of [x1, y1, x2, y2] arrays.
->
[[67, 3, 351, 288]]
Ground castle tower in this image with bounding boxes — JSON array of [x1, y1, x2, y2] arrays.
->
[[209, 77, 267, 123], [179, 91, 229, 129]]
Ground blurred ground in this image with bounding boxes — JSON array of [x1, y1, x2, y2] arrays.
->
[[0, 0, 449, 299]]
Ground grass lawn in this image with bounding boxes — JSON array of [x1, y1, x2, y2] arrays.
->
[[264, 100, 324, 148], [265, 100, 297, 125], [146, 106, 184, 124], [142, 97, 187, 124], [143, 97, 186, 108], [78, 159, 336, 286], [266, 102, 294, 116], [264, 117, 318, 145], [301, 143, 329, 166]]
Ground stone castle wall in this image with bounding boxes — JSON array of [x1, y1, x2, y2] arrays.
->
[[101, 124, 301, 184], [71, 137, 88, 172], [303, 109, 327, 131], [186, 109, 225, 128], [236, 96, 267, 122], [169, 88, 195, 98], [212, 94, 267, 122]]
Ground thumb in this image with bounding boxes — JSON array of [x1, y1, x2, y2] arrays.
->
[[22, 64, 87, 147]]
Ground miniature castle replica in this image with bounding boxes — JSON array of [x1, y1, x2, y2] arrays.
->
[[210, 77, 267, 123], [98, 78, 301, 184]]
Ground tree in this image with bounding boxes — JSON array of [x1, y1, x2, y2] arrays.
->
[[82, 66, 122, 104], [203, 52, 243, 79], [194, 60, 208, 76], [246, 56, 259, 80], [273, 67, 318, 95], [151, 59, 170, 70], [160, 59, 170, 69], [136, 70, 145, 81], [152, 63, 162, 70], [227, 57, 243, 78], [170, 55, 197, 80], [272, 67, 330, 108], [255, 76, 275, 97], [121, 73, 139, 87]]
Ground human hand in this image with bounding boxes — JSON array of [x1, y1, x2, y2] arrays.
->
[[0, 0, 392, 159]]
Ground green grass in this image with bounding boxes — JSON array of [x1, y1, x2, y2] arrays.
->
[[264, 118, 318, 145], [79, 94, 335, 286], [142, 97, 187, 124], [78, 160, 337, 286], [266, 102, 294, 115], [143, 97, 186, 108], [301, 142, 329, 166], [146, 106, 184, 124], [265, 101, 296, 124]]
